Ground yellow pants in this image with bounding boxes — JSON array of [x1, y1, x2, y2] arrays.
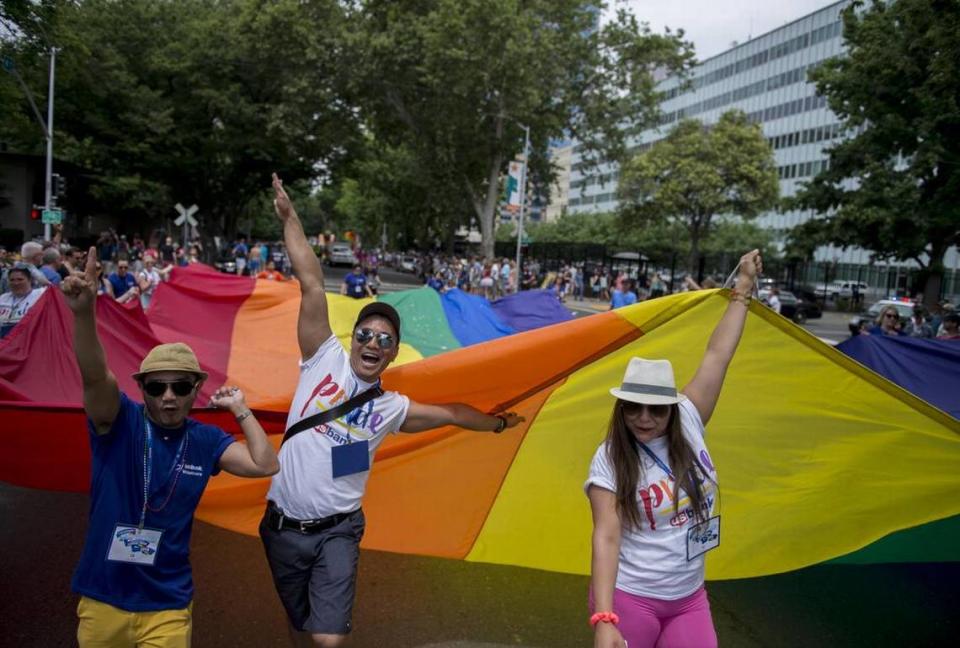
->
[[77, 597, 192, 648]]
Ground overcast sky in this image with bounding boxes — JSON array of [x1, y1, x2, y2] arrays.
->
[[612, 0, 842, 60]]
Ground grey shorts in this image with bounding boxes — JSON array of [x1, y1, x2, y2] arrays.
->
[[259, 507, 365, 635]]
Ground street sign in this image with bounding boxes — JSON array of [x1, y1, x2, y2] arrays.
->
[[41, 208, 63, 225], [174, 202, 199, 227]]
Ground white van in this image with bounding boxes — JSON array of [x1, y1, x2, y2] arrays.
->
[[815, 280, 869, 300]]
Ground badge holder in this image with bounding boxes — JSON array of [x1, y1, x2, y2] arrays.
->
[[108, 525, 163, 565], [686, 515, 721, 561], [331, 438, 370, 478]]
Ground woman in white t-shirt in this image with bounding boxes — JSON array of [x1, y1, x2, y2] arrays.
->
[[137, 256, 171, 310], [0, 265, 47, 338], [586, 250, 762, 648]]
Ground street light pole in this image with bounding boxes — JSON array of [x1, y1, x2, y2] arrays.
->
[[43, 47, 57, 241], [514, 123, 530, 292]]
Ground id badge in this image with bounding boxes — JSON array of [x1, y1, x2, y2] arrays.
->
[[331, 440, 370, 478], [686, 515, 720, 561], [107, 524, 163, 565]]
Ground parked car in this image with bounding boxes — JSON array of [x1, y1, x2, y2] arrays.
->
[[326, 243, 357, 267], [213, 254, 237, 274], [759, 289, 822, 324], [398, 255, 417, 273], [847, 299, 915, 335], [814, 279, 870, 301]]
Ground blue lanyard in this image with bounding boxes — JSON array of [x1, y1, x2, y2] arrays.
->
[[636, 441, 674, 481], [140, 415, 188, 529]]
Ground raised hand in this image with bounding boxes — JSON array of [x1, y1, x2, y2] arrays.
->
[[736, 249, 763, 292], [272, 173, 295, 222], [209, 385, 247, 415], [61, 246, 98, 314]]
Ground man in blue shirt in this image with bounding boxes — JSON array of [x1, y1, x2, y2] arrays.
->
[[611, 279, 638, 309], [61, 248, 280, 648], [40, 247, 63, 285], [107, 260, 138, 302], [341, 264, 373, 299]]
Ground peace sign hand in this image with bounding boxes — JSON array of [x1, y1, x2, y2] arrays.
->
[[61, 246, 98, 314], [272, 173, 295, 222]]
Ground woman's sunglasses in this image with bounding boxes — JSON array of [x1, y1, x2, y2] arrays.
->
[[354, 328, 395, 349], [883, 312, 898, 319], [621, 401, 671, 418], [142, 380, 196, 398]]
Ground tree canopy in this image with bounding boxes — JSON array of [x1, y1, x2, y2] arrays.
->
[[343, 0, 693, 257], [616, 110, 779, 273], [790, 0, 960, 305], [1, 0, 358, 239]]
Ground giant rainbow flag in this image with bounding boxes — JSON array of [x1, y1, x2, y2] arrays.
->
[[1, 264, 957, 580]]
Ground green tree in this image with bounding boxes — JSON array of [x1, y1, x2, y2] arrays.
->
[[790, 0, 960, 307], [617, 110, 779, 273], [345, 0, 692, 258], [1, 0, 358, 239], [334, 140, 469, 251]]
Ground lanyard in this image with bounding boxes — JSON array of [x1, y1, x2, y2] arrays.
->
[[140, 414, 189, 529], [636, 441, 674, 481]]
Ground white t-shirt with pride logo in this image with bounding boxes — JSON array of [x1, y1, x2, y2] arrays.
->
[[585, 398, 718, 600], [0, 287, 46, 330], [267, 334, 410, 520]]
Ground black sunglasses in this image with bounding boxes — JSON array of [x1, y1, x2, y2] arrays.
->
[[883, 312, 898, 319], [142, 380, 196, 398], [354, 328, 395, 349], [621, 401, 671, 418]]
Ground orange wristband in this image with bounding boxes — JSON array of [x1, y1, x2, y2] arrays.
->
[[589, 611, 620, 627]]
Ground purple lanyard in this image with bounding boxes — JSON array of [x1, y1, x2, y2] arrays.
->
[[139, 415, 189, 529]]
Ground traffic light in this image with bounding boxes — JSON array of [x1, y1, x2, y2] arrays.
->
[[52, 173, 66, 199], [30, 206, 41, 220]]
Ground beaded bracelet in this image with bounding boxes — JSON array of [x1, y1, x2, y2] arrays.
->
[[589, 611, 620, 627], [729, 290, 752, 306]]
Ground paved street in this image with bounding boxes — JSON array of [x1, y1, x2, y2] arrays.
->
[[2, 482, 956, 647]]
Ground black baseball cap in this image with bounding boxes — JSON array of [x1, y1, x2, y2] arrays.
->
[[354, 302, 401, 342]]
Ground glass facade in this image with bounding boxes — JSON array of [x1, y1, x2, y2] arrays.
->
[[565, 0, 956, 268]]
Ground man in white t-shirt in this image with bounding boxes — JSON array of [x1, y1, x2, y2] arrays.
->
[[262, 174, 524, 648], [766, 287, 781, 314]]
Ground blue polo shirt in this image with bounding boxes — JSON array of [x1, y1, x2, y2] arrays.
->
[[71, 393, 234, 611], [108, 272, 137, 297]]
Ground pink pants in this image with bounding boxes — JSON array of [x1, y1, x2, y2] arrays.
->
[[591, 586, 717, 648]]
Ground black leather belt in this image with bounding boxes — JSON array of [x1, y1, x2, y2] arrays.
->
[[266, 503, 357, 534]]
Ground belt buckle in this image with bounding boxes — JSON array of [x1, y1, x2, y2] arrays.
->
[[299, 519, 312, 534]]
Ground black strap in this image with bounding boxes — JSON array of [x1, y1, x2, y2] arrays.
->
[[282, 385, 384, 446]]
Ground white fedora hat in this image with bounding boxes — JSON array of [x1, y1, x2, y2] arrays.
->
[[609, 358, 686, 405]]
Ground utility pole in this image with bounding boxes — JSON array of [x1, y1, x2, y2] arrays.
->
[[514, 124, 530, 292], [3, 48, 59, 240], [43, 47, 57, 241]]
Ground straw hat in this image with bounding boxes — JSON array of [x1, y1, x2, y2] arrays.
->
[[609, 358, 686, 405], [132, 343, 208, 381]]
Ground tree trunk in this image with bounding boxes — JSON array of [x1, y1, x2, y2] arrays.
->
[[471, 151, 504, 259], [687, 227, 701, 281], [922, 241, 948, 309]]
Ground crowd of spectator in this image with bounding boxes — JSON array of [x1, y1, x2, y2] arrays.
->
[[0, 228, 206, 339], [227, 237, 292, 278], [857, 302, 959, 339]]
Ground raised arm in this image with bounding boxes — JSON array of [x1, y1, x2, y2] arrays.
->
[[682, 249, 761, 425], [400, 401, 524, 434], [61, 247, 120, 434], [273, 173, 331, 359], [211, 385, 280, 477]]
